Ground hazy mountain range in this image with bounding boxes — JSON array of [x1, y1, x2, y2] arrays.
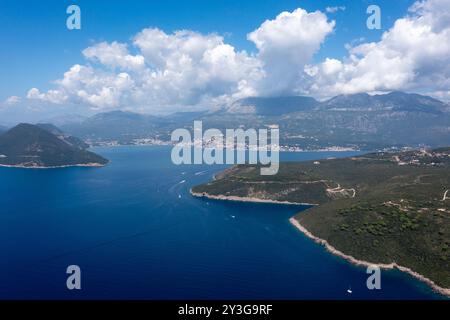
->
[[2, 91, 450, 150]]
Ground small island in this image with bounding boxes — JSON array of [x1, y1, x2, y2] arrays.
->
[[0, 123, 108, 168], [192, 148, 450, 297]]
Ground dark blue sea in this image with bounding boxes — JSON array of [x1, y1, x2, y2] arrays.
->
[[0, 146, 444, 299]]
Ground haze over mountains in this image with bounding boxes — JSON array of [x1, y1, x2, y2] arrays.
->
[[2, 91, 450, 150], [36, 123, 89, 150], [53, 91, 450, 150], [228, 96, 320, 115]]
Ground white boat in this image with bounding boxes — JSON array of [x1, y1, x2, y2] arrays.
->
[[347, 286, 352, 294]]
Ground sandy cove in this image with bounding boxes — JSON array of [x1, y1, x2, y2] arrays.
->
[[191, 190, 449, 297], [289, 217, 450, 298]]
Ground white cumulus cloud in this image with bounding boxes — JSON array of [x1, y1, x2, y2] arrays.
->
[[24, 8, 335, 112], [19, 0, 450, 115], [27, 88, 68, 104], [306, 0, 450, 99], [131, 28, 263, 107], [248, 8, 335, 95], [4, 95, 21, 105], [325, 6, 346, 13], [82, 41, 145, 71]]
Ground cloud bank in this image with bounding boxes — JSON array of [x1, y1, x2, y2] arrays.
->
[[20, 0, 450, 115], [306, 0, 450, 99]]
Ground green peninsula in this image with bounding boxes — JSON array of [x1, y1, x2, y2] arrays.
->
[[191, 148, 450, 296], [0, 123, 108, 168]]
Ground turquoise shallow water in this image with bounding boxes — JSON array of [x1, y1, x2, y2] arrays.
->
[[0, 146, 444, 299]]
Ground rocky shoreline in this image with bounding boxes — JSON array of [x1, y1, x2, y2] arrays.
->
[[289, 218, 450, 298], [190, 190, 317, 206], [190, 189, 449, 297]]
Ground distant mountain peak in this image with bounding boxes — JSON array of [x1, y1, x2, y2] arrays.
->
[[322, 91, 445, 113], [228, 96, 319, 115]]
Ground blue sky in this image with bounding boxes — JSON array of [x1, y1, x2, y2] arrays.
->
[[0, 0, 414, 100], [2, 0, 449, 122]]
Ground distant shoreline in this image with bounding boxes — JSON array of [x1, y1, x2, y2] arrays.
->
[[91, 143, 362, 153], [289, 218, 450, 298], [191, 189, 449, 297], [190, 190, 317, 206], [0, 162, 106, 169]]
